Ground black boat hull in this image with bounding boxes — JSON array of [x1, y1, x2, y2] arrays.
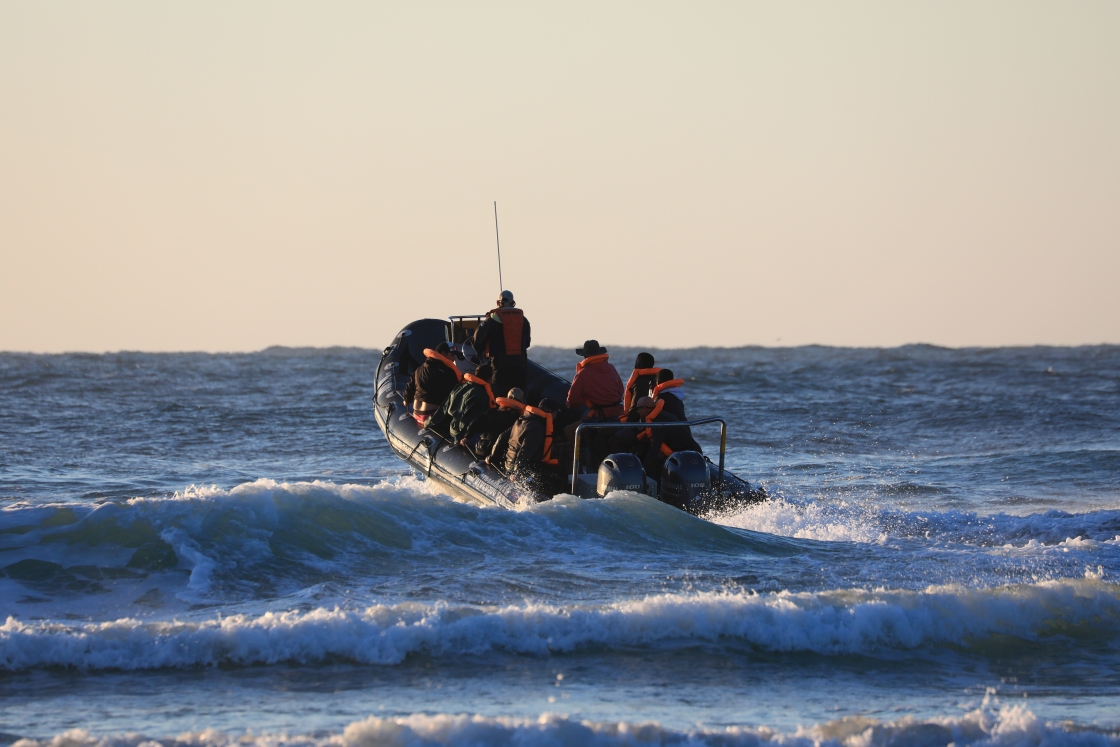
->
[[373, 318, 764, 511]]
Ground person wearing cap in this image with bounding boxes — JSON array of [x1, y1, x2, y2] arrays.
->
[[403, 341, 463, 427], [489, 398, 561, 485], [468, 387, 528, 459], [469, 290, 531, 397]]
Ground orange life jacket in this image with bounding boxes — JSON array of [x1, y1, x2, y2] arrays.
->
[[423, 348, 463, 382], [636, 399, 666, 441], [486, 307, 525, 357], [624, 367, 663, 411], [576, 353, 610, 371], [653, 378, 685, 398], [463, 373, 496, 408], [522, 405, 558, 465], [494, 397, 528, 413], [637, 399, 674, 457]]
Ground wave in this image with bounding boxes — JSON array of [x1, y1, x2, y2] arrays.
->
[[3, 576, 1118, 671], [9, 701, 1120, 747], [0, 478, 795, 609], [714, 495, 1120, 548]]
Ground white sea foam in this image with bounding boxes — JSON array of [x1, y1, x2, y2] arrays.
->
[[11, 701, 1120, 747], [713, 493, 1120, 552], [712, 496, 888, 543], [3, 578, 1117, 671]]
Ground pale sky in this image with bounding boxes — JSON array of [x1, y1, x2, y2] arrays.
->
[[2, 2, 1118, 352]]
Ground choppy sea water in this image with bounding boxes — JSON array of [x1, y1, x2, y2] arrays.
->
[[1, 344, 1119, 746]]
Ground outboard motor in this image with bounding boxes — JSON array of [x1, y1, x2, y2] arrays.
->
[[596, 453, 647, 497], [658, 451, 710, 511]]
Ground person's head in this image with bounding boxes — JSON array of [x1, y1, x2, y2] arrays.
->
[[538, 398, 558, 413], [635, 352, 655, 369], [656, 368, 675, 384], [576, 340, 607, 357], [506, 387, 525, 403], [497, 290, 515, 308], [635, 396, 656, 418], [475, 363, 493, 380], [435, 341, 451, 356]]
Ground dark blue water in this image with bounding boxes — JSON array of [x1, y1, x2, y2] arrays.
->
[[2, 345, 1119, 746]]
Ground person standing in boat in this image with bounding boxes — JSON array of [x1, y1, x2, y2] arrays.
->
[[469, 290, 531, 397], [403, 341, 462, 427]]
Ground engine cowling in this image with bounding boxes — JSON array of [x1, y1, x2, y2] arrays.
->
[[596, 453, 647, 497], [658, 451, 710, 510]]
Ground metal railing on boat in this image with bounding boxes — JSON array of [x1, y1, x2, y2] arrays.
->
[[570, 418, 728, 494]]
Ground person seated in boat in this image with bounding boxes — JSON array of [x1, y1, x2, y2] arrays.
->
[[427, 363, 496, 443], [624, 352, 662, 414], [488, 398, 561, 481], [468, 290, 531, 397], [404, 341, 462, 427], [562, 340, 625, 442], [652, 368, 687, 421], [631, 396, 702, 479], [467, 387, 527, 459]]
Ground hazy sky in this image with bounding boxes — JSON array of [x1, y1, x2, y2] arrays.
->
[[2, 2, 1118, 352]]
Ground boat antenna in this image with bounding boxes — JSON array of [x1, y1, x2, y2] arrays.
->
[[493, 200, 503, 294]]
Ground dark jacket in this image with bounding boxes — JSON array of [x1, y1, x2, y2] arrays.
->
[[471, 405, 523, 458], [404, 357, 460, 409], [656, 388, 687, 421], [636, 409, 702, 476], [429, 379, 493, 441], [472, 309, 531, 360], [492, 411, 548, 474]]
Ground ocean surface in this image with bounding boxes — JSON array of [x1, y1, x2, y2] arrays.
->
[[2, 344, 1119, 746]]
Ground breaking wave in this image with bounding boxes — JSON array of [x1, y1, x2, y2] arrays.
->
[[3, 576, 1118, 671], [10, 700, 1120, 747]]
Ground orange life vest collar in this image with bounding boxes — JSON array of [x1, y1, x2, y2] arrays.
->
[[653, 379, 685, 398], [522, 405, 558, 465], [577, 353, 610, 371], [624, 367, 663, 411], [423, 348, 463, 381], [463, 373, 496, 408], [494, 397, 528, 412]]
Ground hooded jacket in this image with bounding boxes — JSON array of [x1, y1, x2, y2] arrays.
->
[[429, 375, 494, 441]]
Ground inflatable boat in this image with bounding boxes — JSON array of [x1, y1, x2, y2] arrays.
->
[[373, 316, 766, 513]]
